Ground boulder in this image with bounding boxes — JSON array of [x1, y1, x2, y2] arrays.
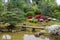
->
[[47, 25, 60, 35]]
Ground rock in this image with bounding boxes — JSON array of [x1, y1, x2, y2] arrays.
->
[[24, 34, 29, 40], [52, 18, 57, 21], [47, 25, 60, 35], [12, 30, 16, 33], [34, 32, 40, 37], [24, 34, 50, 40], [47, 18, 52, 21], [40, 30, 46, 33], [4, 23, 10, 26], [34, 31, 45, 37]]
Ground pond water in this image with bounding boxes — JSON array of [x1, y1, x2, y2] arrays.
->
[[24, 34, 50, 40]]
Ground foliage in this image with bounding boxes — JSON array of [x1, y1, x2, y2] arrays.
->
[[25, 11, 34, 17], [7, 3, 14, 11], [28, 16, 33, 19], [52, 10, 60, 19], [7, 0, 28, 12], [23, 4, 34, 13], [0, 0, 60, 24], [37, 0, 57, 16], [35, 14, 41, 19], [31, 2, 41, 15], [0, 2, 3, 13], [32, 19, 38, 23], [51, 5, 60, 20], [34, 8, 41, 15], [0, 10, 25, 25]]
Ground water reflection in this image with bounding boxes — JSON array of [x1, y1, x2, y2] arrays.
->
[[24, 34, 50, 40]]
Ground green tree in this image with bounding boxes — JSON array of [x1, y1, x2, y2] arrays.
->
[[0, 0, 26, 30], [52, 5, 60, 19], [0, 1, 3, 13], [36, 0, 57, 16], [52, 10, 60, 19], [1, 9, 25, 25]]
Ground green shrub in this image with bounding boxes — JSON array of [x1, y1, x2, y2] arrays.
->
[[1, 10, 25, 25], [25, 11, 34, 17], [34, 8, 41, 15], [32, 19, 38, 23], [52, 10, 60, 19]]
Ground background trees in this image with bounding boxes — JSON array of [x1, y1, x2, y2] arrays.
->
[[0, 0, 25, 25], [0, 0, 60, 25]]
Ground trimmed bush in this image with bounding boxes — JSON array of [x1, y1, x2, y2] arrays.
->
[[25, 11, 34, 17], [34, 8, 41, 15], [45, 19, 49, 23], [40, 16, 47, 20], [38, 19, 44, 22], [32, 19, 38, 23], [35, 14, 41, 19], [28, 16, 33, 19]]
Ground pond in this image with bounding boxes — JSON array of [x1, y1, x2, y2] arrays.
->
[[24, 34, 50, 40], [0, 31, 59, 40]]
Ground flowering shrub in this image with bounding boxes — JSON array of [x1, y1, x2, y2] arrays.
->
[[45, 19, 49, 23], [35, 14, 41, 19], [38, 19, 43, 22], [28, 16, 33, 19], [40, 16, 47, 20], [47, 25, 60, 35]]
